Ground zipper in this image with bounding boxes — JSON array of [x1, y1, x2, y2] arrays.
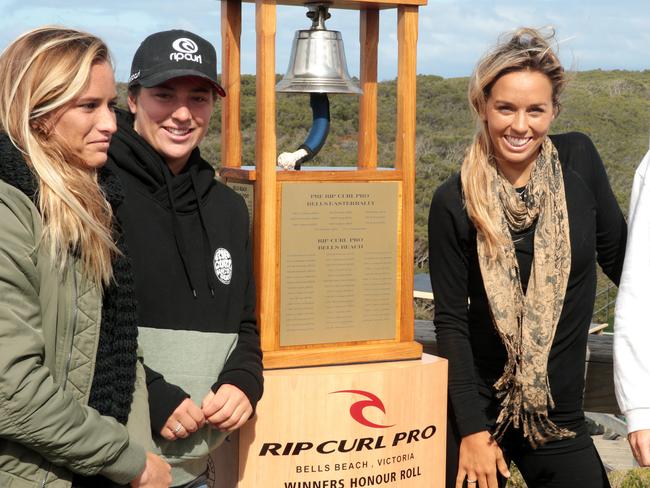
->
[[62, 268, 79, 388], [40, 265, 78, 488]]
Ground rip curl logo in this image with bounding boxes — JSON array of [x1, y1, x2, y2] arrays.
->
[[170, 37, 202, 64], [128, 70, 140, 83], [172, 38, 198, 54], [331, 390, 395, 429], [213, 248, 232, 285]]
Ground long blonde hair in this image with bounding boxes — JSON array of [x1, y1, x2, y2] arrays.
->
[[0, 26, 117, 286], [461, 27, 566, 257]]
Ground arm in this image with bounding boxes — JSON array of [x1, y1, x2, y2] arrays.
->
[[428, 180, 509, 487], [204, 224, 263, 429], [144, 363, 192, 436], [614, 151, 650, 462], [428, 179, 487, 436], [580, 134, 627, 284], [210, 227, 263, 408], [0, 196, 144, 485]]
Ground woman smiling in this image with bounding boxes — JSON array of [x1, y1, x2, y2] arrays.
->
[[428, 28, 626, 488]]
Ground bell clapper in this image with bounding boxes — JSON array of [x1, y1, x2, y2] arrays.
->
[[277, 93, 330, 171]]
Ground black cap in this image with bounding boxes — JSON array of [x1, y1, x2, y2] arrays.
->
[[128, 29, 225, 97]]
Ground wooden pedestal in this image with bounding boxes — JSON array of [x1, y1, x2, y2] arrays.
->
[[212, 354, 447, 487]]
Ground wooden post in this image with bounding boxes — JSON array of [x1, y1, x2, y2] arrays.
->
[[221, 0, 242, 167], [396, 5, 418, 341], [358, 9, 379, 168], [219, 0, 426, 369], [255, 0, 278, 351]]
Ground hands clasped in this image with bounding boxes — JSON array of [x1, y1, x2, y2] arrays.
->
[[161, 384, 253, 440]]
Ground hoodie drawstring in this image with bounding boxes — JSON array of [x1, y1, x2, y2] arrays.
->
[[161, 166, 198, 298], [190, 167, 217, 297]]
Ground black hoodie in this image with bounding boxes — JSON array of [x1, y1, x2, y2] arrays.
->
[[106, 110, 263, 447]]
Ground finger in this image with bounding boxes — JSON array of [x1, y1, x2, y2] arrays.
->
[[207, 406, 232, 427], [171, 421, 190, 439], [487, 470, 500, 488], [464, 474, 478, 488], [215, 407, 248, 432], [201, 390, 215, 409], [208, 396, 239, 425], [636, 437, 650, 467], [176, 410, 199, 433], [225, 416, 247, 432], [168, 417, 192, 438], [496, 451, 510, 479], [640, 448, 650, 467], [629, 438, 641, 465], [218, 405, 253, 432], [477, 473, 488, 488], [202, 391, 228, 417], [186, 402, 206, 428], [160, 426, 177, 441], [216, 400, 247, 426], [231, 407, 254, 430], [455, 470, 466, 488]]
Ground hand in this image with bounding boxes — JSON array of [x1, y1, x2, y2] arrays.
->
[[456, 431, 510, 488], [628, 429, 650, 466], [201, 384, 253, 432], [277, 149, 307, 170], [130, 451, 171, 488], [160, 398, 205, 440]]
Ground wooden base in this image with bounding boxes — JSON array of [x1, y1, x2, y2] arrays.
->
[[264, 341, 423, 369], [212, 353, 447, 488]]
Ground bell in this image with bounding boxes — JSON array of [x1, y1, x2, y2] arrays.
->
[[276, 5, 362, 95]]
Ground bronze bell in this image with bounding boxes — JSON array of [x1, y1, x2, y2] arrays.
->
[[276, 5, 362, 94]]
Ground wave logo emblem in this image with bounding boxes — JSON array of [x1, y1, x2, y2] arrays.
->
[[172, 38, 198, 54], [170, 38, 202, 63], [213, 248, 232, 285], [332, 390, 395, 429]]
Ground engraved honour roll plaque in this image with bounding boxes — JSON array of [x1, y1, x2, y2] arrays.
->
[[280, 182, 399, 346]]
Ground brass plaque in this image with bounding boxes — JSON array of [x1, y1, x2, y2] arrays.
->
[[280, 182, 400, 346], [226, 181, 254, 234]]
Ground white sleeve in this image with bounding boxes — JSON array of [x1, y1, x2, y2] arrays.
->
[[614, 149, 650, 433]]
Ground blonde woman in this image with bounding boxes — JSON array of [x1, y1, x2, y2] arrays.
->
[[0, 27, 170, 488], [428, 28, 626, 488]]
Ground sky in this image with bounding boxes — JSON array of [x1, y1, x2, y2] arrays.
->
[[0, 0, 648, 82]]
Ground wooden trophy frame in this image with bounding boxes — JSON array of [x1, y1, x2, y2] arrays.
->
[[218, 0, 426, 369]]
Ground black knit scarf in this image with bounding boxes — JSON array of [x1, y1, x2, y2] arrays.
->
[[88, 168, 139, 426], [76, 169, 139, 488]]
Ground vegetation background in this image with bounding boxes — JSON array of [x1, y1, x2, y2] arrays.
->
[[117, 70, 650, 486], [117, 70, 650, 323], [208, 71, 649, 263], [196, 70, 648, 323], [119, 69, 650, 254]]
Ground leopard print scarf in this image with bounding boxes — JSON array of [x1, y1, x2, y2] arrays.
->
[[477, 137, 573, 448]]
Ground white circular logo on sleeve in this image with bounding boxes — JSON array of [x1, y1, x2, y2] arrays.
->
[[172, 38, 199, 54], [213, 248, 232, 285]]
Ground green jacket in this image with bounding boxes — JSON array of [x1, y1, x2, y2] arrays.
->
[[0, 179, 152, 487]]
